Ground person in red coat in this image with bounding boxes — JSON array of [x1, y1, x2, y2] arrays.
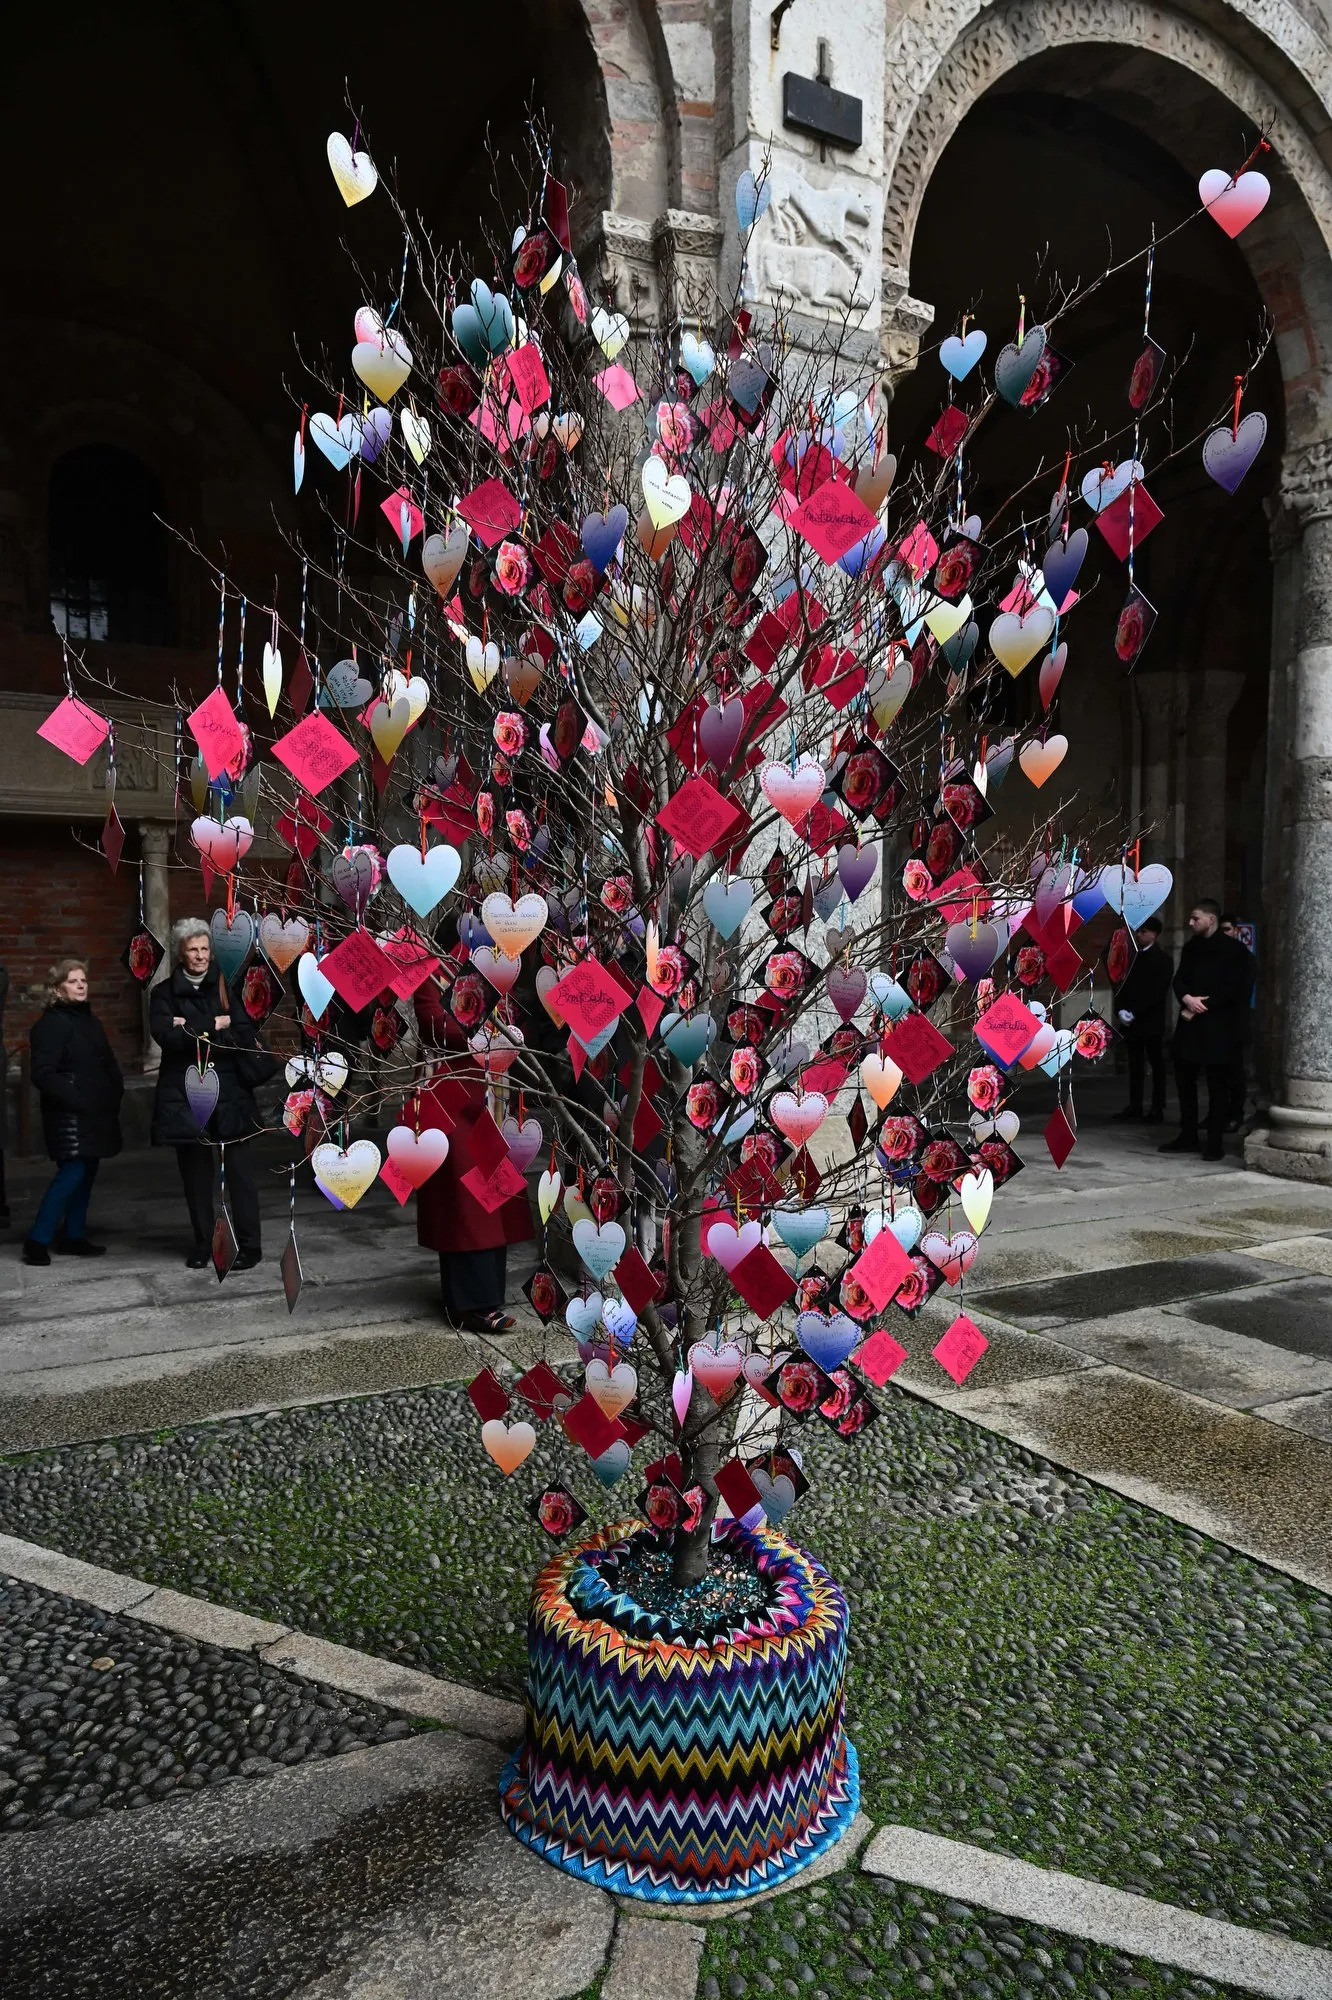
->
[[413, 974, 533, 1333]]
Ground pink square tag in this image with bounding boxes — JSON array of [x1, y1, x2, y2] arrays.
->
[[933, 1313, 989, 1385], [853, 1327, 909, 1386], [37, 695, 110, 766]]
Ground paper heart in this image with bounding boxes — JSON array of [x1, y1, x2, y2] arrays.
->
[[945, 920, 1002, 982], [1038, 1028, 1076, 1078], [469, 1023, 524, 1076], [742, 1349, 786, 1405], [296, 952, 335, 1022], [698, 699, 746, 772], [534, 966, 566, 1027], [313, 1051, 349, 1096], [1038, 643, 1067, 712], [591, 307, 629, 360], [585, 1358, 637, 1419], [873, 1203, 925, 1254], [1199, 167, 1270, 239], [386, 1126, 449, 1187], [481, 1419, 536, 1475], [258, 913, 309, 974], [327, 131, 377, 206], [1019, 735, 1069, 788], [537, 1169, 562, 1225], [603, 1296, 637, 1345], [358, 407, 392, 466], [1081, 459, 1143, 514], [1203, 412, 1267, 494], [661, 1012, 716, 1066], [386, 843, 460, 919], [481, 891, 548, 956], [940, 327, 987, 380], [552, 412, 582, 452], [641, 455, 691, 529], [753, 1470, 797, 1526], [701, 878, 753, 940], [1020, 1022, 1058, 1071], [1034, 860, 1073, 928], [688, 1338, 745, 1400], [208, 908, 254, 984], [331, 848, 378, 919], [860, 1052, 903, 1110], [352, 324, 412, 402], [769, 1090, 829, 1147], [795, 1309, 859, 1373], [565, 1292, 603, 1340], [590, 1441, 632, 1488], [921, 1230, 978, 1285], [994, 326, 1046, 405], [184, 1062, 220, 1130], [463, 634, 501, 694], [1041, 531, 1086, 608], [735, 169, 772, 231], [467, 279, 515, 355], [924, 592, 972, 644], [309, 411, 360, 472], [312, 1139, 382, 1209], [990, 606, 1055, 676], [472, 946, 521, 994], [854, 452, 897, 515], [422, 521, 469, 597], [727, 351, 772, 415], [960, 1169, 993, 1234], [261, 641, 282, 718], [760, 757, 825, 826], [572, 1217, 627, 1281], [671, 1368, 694, 1426], [501, 1116, 544, 1172], [400, 409, 431, 466], [868, 973, 913, 1021], [680, 332, 715, 385], [941, 621, 979, 675], [504, 654, 541, 706], [771, 1205, 830, 1260], [971, 1109, 1021, 1145], [867, 655, 913, 731], [706, 1217, 764, 1272], [1098, 860, 1172, 928], [370, 687, 426, 762], [580, 506, 628, 575], [190, 815, 253, 874], [322, 658, 373, 709]]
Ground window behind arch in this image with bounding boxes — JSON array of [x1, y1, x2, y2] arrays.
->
[[49, 445, 172, 644]]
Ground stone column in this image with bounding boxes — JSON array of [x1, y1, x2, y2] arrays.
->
[[1183, 668, 1245, 908], [1247, 440, 1332, 1180], [138, 821, 171, 1075]]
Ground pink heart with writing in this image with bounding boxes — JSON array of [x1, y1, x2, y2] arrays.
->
[[688, 1339, 745, 1401], [742, 1349, 788, 1404], [759, 758, 826, 826], [769, 1090, 829, 1148], [921, 1230, 979, 1285]]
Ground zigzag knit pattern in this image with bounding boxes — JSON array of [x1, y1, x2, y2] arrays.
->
[[500, 1518, 860, 1902]]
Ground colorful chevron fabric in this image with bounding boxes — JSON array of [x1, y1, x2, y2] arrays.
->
[[500, 1517, 860, 1902]]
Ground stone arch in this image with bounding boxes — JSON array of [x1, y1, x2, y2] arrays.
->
[[880, 0, 1332, 446], [582, 0, 718, 221]]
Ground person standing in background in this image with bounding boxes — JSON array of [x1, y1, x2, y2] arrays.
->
[[23, 959, 123, 1265], [1112, 917, 1174, 1123], [1220, 915, 1257, 1131], [1161, 900, 1254, 1161]]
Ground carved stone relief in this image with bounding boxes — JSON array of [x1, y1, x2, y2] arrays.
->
[[749, 165, 884, 320]]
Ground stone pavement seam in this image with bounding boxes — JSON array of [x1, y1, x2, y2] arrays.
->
[[861, 1824, 1332, 2000], [601, 1911, 707, 2000], [0, 1529, 524, 1748]]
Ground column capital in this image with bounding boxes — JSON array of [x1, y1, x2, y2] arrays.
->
[[1279, 439, 1332, 529], [137, 820, 170, 859], [879, 267, 935, 386]]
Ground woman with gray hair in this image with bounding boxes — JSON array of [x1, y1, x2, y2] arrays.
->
[[149, 918, 273, 1268]]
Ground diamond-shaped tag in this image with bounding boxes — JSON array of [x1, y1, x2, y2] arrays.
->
[[287, 649, 314, 717], [848, 1093, 868, 1153], [120, 927, 165, 986], [280, 1228, 303, 1312], [211, 1208, 238, 1283], [101, 803, 125, 874]]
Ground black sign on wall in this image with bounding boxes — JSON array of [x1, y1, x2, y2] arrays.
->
[[782, 72, 863, 151]]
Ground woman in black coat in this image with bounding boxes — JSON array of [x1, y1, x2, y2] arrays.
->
[[150, 919, 272, 1269], [23, 959, 124, 1266]]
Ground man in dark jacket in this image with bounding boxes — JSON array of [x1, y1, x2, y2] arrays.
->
[[1160, 898, 1255, 1161], [1111, 916, 1173, 1122]]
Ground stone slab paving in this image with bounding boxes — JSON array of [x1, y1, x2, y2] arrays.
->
[[601, 1915, 708, 1999], [861, 1828, 1332, 1999]]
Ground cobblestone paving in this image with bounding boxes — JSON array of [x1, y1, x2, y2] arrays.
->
[[0, 1386, 1328, 1944], [0, 1576, 419, 1831]]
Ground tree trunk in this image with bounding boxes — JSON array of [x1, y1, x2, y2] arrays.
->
[[671, 1376, 723, 1588]]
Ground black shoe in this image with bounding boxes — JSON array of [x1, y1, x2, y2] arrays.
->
[[1201, 1145, 1226, 1161], [22, 1240, 51, 1266], [233, 1248, 263, 1271], [185, 1246, 210, 1270], [1158, 1134, 1200, 1153], [53, 1238, 106, 1258]]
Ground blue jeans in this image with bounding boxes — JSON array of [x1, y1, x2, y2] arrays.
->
[[31, 1159, 99, 1245]]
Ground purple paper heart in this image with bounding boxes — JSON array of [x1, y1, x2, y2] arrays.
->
[[1041, 528, 1087, 607], [794, 1310, 860, 1373], [502, 1116, 545, 1172], [945, 919, 1003, 982], [699, 699, 746, 770], [825, 962, 868, 1024], [1203, 411, 1267, 495], [185, 1062, 220, 1131], [836, 843, 878, 903], [332, 850, 376, 919], [358, 408, 393, 466], [580, 506, 629, 575], [1034, 862, 1073, 929]]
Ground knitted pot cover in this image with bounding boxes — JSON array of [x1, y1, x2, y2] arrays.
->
[[499, 1517, 859, 1902]]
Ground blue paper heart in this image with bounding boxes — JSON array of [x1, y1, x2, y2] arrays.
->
[[660, 1012, 716, 1067], [940, 328, 987, 380], [573, 1218, 627, 1282], [702, 879, 753, 940], [590, 1441, 632, 1488], [839, 522, 888, 577], [451, 302, 488, 369], [794, 1310, 860, 1373], [603, 1297, 637, 1345], [580, 506, 628, 575], [468, 279, 514, 355], [1041, 529, 1088, 607], [868, 974, 913, 1021], [565, 1292, 604, 1340], [772, 1206, 830, 1260], [735, 169, 772, 232], [680, 332, 715, 385]]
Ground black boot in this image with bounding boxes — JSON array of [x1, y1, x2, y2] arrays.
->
[[22, 1240, 51, 1266], [1158, 1133, 1200, 1153]]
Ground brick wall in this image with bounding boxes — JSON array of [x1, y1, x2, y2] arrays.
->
[[1, 821, 145, 1069]]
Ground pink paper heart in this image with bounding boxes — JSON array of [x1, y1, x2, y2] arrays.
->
[[769, 1090, 829, 1148], [1038, 643, 1066, 712], [1198, 167, 1270, 239], [705, 1217, 763, 1271], [687, 1339, 744, 1400], [920, 1230, 979, 1285], [760, 758, 825, 826]]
